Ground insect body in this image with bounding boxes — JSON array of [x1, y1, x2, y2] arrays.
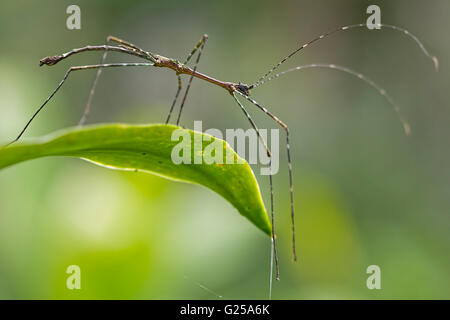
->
[[6, 24, 438, 281]]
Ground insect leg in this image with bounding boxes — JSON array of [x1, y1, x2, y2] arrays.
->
[[6, 62, 154, 146], [176, 34, 208, 126], [39, 45, 151, 67], [79, 36, 154, 126], [78, 38, 110, 126], [165, 75, 182, 124], [183, 34, 209, 65], [233, 93, 280, 280], [107, 36, 148, 55], [166, 34, 209, 124], [235, 91, 297, 262]]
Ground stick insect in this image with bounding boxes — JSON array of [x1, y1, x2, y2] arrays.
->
[[5, 23, 438, 281]]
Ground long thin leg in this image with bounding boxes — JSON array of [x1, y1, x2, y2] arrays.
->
[[235, 90, 297, 262], [165, 75, 182, 124], [107, 36, 148, 55], [233, 93, 280, 280], [251, 23, 438, 89], [78, 41, 109, 126], [79, 35, 153, 126], [85, 36, 186, 126], [183, 35, 209, 65], [6, 62, 154, 146], [176, 34, 208, 126], [39, 45, 153, 67], [166, 35, 208, 124]]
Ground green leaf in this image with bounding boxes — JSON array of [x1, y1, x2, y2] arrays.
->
[[0, 124, 271, 236]]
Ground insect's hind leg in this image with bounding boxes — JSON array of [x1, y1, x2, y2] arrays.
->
[[79, 35, 151, 126], [107, 36, 148, 54], [6, 62, 154, 147]]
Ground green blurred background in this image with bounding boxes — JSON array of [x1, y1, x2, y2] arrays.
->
[[0, 0, 449, 299]]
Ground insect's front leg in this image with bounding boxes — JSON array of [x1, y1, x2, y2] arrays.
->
[[232, 93, 280, 281], [235, 91, 297, 262]]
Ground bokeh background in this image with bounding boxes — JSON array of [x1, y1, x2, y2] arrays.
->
[[0, 0, 449, 299]]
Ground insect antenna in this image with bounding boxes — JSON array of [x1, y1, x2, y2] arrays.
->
[[250, 23, 438, 90], [257, 63, 412, 135]]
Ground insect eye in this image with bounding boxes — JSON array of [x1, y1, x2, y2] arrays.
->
[[236, 83, 250, 95]]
